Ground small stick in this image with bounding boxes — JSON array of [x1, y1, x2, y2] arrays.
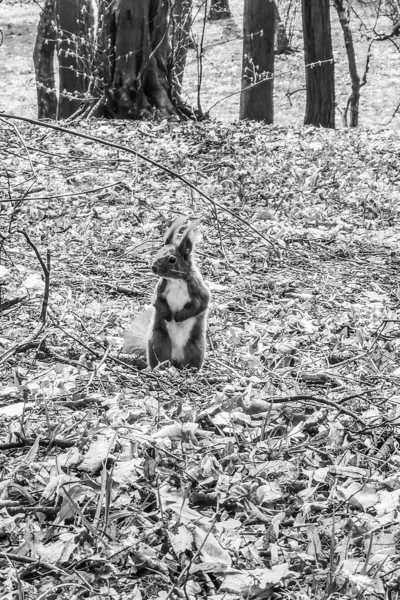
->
[[0, 181, 123, 204], [17, 229, 50, 323], [0, 322, 45, 366], [0, 117, 35, 175]]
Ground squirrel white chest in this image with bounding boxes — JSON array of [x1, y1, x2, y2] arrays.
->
[[163, 279, 195, 361], [163, 279, 190, 312]]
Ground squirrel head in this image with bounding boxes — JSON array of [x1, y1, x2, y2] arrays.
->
[[151, 217, 200, 279]]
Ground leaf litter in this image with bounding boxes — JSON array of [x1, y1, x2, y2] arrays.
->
[[1, 118, 400, 599]]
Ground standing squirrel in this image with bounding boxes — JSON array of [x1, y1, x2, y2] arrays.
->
[[123, 218, 210, 370]]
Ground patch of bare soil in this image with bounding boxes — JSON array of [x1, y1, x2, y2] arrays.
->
[[0, 1, 40, 118]]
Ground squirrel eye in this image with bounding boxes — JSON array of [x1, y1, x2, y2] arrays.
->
[[168, 256, 176, 263]]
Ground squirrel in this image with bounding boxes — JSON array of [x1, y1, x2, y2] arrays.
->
[[123, 218, 210, 370]]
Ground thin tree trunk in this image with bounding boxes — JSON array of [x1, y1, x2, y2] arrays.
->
[[146, 0, 175, 116], [209, 0, 231, 20], [302, 0, 335, 128], [33, 0, 57, 119], [333, 0, 360, 127], [55, 0, 93, 119], [240, 0, 274, 123], [171, 0, 193, 95], [274, 2, 290, 55]]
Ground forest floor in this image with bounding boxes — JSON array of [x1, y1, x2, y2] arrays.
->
[[1, 0, 400, 126], [1, 116, 400, 598]]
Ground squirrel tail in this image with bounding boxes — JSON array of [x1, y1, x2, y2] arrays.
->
[[122, 308, 153, 356]]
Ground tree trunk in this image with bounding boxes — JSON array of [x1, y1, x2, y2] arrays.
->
[[240, 0, 274, 123], [33, 0, 57, 119], [333, 0, 360, 127], [302, 0, 335, 128], [55, 0, 94, 119], [209, 0, 231, 20], [34, 0, 186, 120], [101, 0, 176, 119], [274, 2, 291, 55], [171, 0, 193, 95]]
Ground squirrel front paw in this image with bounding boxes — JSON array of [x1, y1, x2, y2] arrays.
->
[[154, 298, 172, 321], [174, 310, 191, 322]]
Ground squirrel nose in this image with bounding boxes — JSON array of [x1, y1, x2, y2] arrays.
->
[[152, 265, 158, 274]]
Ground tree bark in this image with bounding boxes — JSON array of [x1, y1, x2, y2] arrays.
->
[[33, 0, 57, 119], [240, 0, 274, 123], [302, 0, 335, 128], [171, 0, 193, 95], [333, 0, 360, 127], [55, 0, 94, 119], [34, 0, 186, 120], [209, 0, 231, 20], [274, 2, 291, 55], [102, 0, 176, 119]]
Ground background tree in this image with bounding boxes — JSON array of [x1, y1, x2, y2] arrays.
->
[[333, 0, 360, 127], [100, 0, 175, 119], [55, 0, 94, 119], [171, 0, 193, 97], [34, 0, 187, 120], [302, 0, 335, 128], [33, 0, 57, 119], [274, 2, 291, 55], [209, 0, 231, 20], [240, 0, 275, 123]]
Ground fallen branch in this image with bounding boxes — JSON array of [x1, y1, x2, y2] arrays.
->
[[0, 232, 50, 365], [292, 395, 366, 426], [0, 113, 276, 249], [0, 181, 124, 203], [0, 437, 76, 451], [0, 323, 45, 366], [102, 282, 141, 296]]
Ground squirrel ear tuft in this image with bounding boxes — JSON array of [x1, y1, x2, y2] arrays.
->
[[164, 217, 187, 245], [178, 220, 201, 256]]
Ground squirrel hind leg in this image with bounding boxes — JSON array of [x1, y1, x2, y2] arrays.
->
[[148, 332, 172, 369], [147, 341, 158, 369], [181, 338, 206, 370]]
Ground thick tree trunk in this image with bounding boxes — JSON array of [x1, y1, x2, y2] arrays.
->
[[302, 0, 335, 128], [102, 0, 176, 119], [209, 0, 231, 20], [55, 0, 94, 119], [33, 0, 57, 119], [34, 0, 184, 120], [171, 0, 193, 95], [333, 0, 360, 127], [240, 0, 274, 123]]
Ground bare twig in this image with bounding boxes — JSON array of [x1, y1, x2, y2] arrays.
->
[[0, 113, 277, 249], [0, 181, 123, 204], [17, 229, 50, 323], [263, 394, 367, 427], [0, 117, 35, 175], [206, 59, 334, 114], [0, 232, 50, 364], [0, 322, 45, 366]]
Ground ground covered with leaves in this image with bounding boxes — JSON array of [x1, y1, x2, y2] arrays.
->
[[1, 117, 400, 599]]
